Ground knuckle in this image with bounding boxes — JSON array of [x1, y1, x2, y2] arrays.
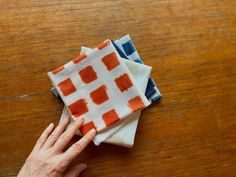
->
[[26, 153, 42, 164], [62, 119, 69, 126], [52, 161, 65, 173], [44, 129, 51, 135], [36, 136, 44, 144], [73, 142, 83, 152], [87, 135, 94, 141], [59, 133, 68, 142], [84, 136, 93, 143], [49, 132, 58, 140], [26, 153, 66, 175], [37, 131, 48, 143], [51, 166, 62, 174]]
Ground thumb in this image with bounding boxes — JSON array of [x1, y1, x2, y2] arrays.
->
[[64, 163, 87, 177]]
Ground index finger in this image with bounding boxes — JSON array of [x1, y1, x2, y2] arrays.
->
[[62, 129, 96, 164]]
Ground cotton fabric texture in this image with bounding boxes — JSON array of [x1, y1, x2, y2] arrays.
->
[[48, 40, 150, 136], [50, 35, 161, 147], [114, 34, 162, 102], [59, 46, 151, 146]]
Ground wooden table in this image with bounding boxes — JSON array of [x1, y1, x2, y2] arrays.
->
[[1, 0, 236, 176]]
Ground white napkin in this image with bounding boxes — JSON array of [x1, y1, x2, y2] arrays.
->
[[59, 46, 151, 146], [48, 40, 150, 138]]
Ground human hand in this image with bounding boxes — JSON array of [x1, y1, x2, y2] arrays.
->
[[17, 117, 96, 177]]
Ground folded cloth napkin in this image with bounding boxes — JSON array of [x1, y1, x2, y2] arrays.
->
[[103, 60, 150, 147], [114, 34, 162, 102], [48, 40, 150, 135], [59, 47, 151, 146], [50, 35, 161, 146], [80, 47, 151, 146]]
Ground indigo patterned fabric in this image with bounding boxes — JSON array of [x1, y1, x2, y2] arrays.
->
[[112, 41, 128, 59], [114, 35, 162, 102]]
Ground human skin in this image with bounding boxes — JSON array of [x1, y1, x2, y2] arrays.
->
[[17, 117, 96, 177]]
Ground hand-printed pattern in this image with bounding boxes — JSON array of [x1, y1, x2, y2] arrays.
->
[[48, 40, 150, 135]]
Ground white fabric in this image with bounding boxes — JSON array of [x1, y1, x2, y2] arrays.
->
[[60, 46, 151, 147], [48, 40, 150, 136], [115, 34, 162, 101]]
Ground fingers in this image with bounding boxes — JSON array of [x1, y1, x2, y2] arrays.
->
[[63, 129, 96, 165], [33, 123, 54, 151], [53, 118, 84, 152], [64, 164, 87, 177], [42, 117, 70, 149]]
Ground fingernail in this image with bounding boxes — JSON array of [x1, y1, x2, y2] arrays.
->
[[49, 123, 54, 127], [89, 128, 96, 135]]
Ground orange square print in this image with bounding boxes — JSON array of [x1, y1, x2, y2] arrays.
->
[[52, 66, 64, 75], [68, 99, 88, 117], [102, 109, 120, 126], [97, 40, 110, 50], [128, 96, 145, 112], [79, 66, 97, 84], [90, 85, 109, 105], [102, 52, 120, 71], [72, 53, 87, 64], [115, 73, 133, 92], [80, 121, 96, 135], [58, 78, 76, 96]]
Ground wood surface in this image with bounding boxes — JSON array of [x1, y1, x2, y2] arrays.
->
[[1, 0, 236, 176]]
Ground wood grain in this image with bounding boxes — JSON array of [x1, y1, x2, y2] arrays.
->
[[1, 0, 236, 176]]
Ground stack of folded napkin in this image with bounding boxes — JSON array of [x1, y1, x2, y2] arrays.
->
[[48, 35, 161, 148]]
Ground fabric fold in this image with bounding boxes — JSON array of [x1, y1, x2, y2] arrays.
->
[[59, 55, 152, 146], [48, 40, 150, 136], [114, 34, 162, 102], [50, 35, 161, 147]]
